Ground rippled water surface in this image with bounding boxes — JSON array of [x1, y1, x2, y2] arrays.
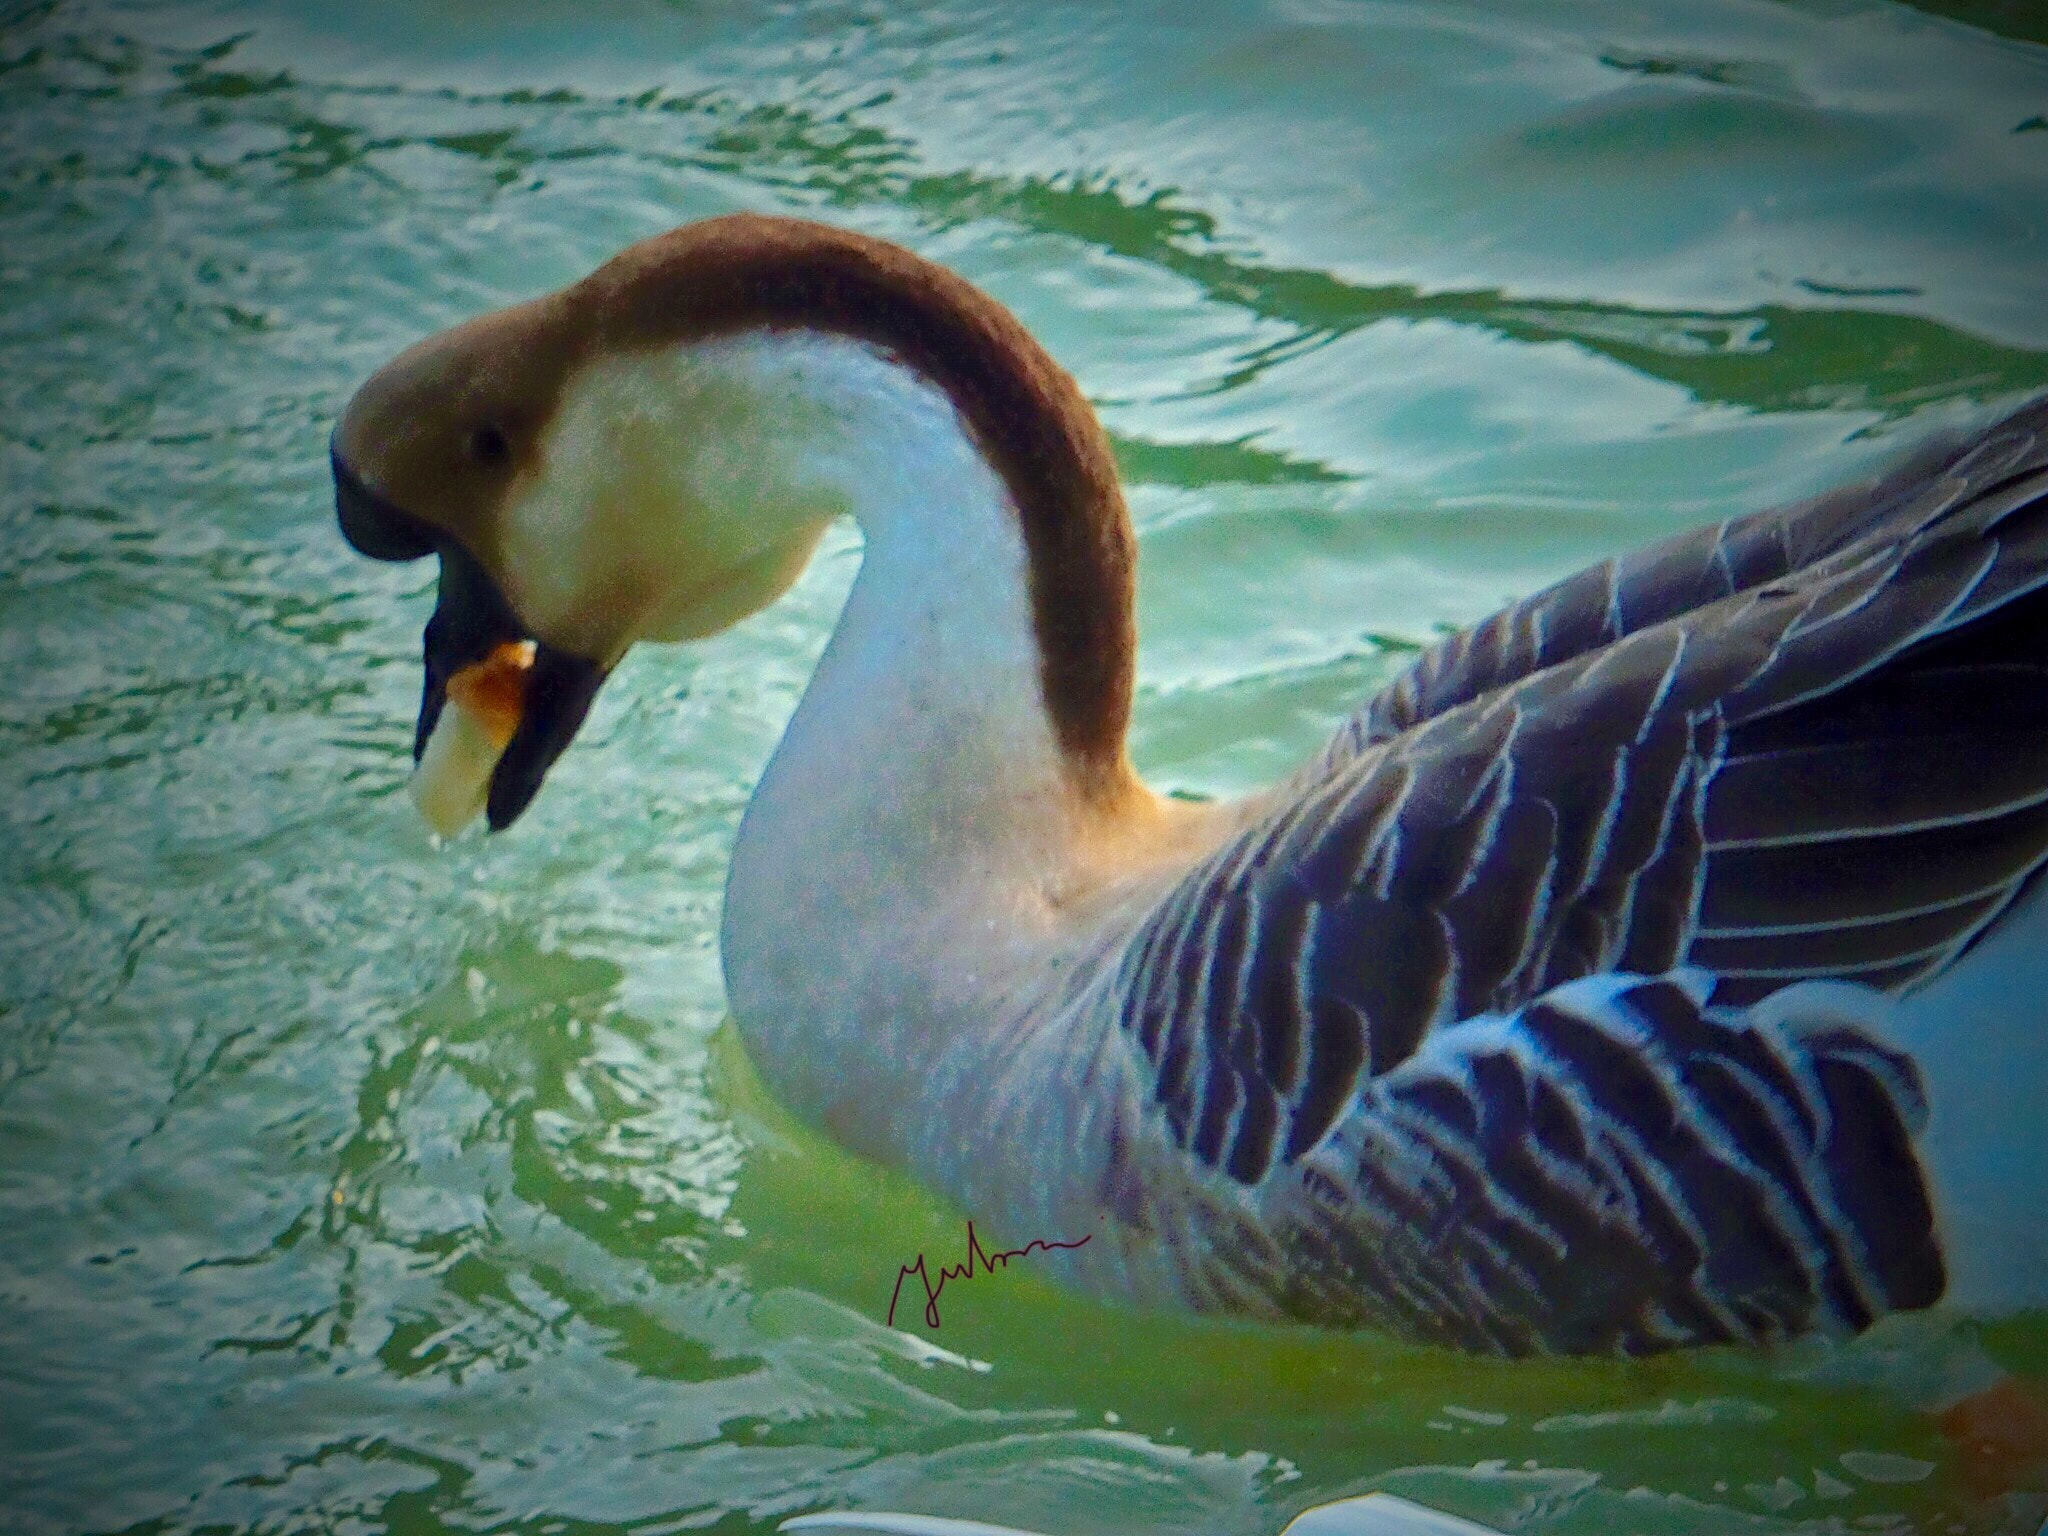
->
[[6, 1, 2048, 1532]]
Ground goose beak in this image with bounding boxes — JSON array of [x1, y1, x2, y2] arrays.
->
[[333, 436, 606, 833]]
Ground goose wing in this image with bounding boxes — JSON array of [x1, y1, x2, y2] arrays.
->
[[1109, 398, 2048, 1348]]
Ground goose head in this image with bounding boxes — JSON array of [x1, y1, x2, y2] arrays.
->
[[330, 222, 904, 832], [333, 214, 1137, 836]]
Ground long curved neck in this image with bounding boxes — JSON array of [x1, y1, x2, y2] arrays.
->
[[736, 336, 1083, 884], [588, 214, 1140, 794], [705, 332, 1141, 1155]]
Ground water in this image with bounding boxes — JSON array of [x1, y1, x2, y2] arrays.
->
[[5, 1, 2048, 1532]]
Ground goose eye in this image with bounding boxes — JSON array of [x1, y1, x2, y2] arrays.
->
[[467, 423, 511, 467]]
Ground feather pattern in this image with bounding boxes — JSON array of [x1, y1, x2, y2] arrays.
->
[[1110, 397, 2048, 1350], [1268, 972, 1941, 1354]]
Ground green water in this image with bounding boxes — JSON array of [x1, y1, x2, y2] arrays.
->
[[6, 1, 2048, 1532]]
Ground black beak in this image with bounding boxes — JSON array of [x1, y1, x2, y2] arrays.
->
[[332, 434, 605, 831]]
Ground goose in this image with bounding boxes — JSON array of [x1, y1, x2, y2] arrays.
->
[[332, 213, 2048, 1360]]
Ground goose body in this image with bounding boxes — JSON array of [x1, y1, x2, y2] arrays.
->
[[333, 214, 2048, 1356]]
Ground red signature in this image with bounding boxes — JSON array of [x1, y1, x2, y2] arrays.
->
[[886, 1221, 1093, 1328]]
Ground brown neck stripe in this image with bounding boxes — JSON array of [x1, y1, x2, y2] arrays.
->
[[578, 214, 1137, 799]]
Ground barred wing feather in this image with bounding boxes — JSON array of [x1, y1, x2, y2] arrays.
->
[[1112, 397, 2048, 1351], [1271, 972, 1941, 1354]]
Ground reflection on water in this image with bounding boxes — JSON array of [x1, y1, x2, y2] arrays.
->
[[3, 0, 2047, 1532]]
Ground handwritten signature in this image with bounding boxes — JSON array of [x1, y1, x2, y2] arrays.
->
[[886, 1221, 1093, 1328]]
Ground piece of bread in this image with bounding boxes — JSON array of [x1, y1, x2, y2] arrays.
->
[[409, 641, 535, 837]]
